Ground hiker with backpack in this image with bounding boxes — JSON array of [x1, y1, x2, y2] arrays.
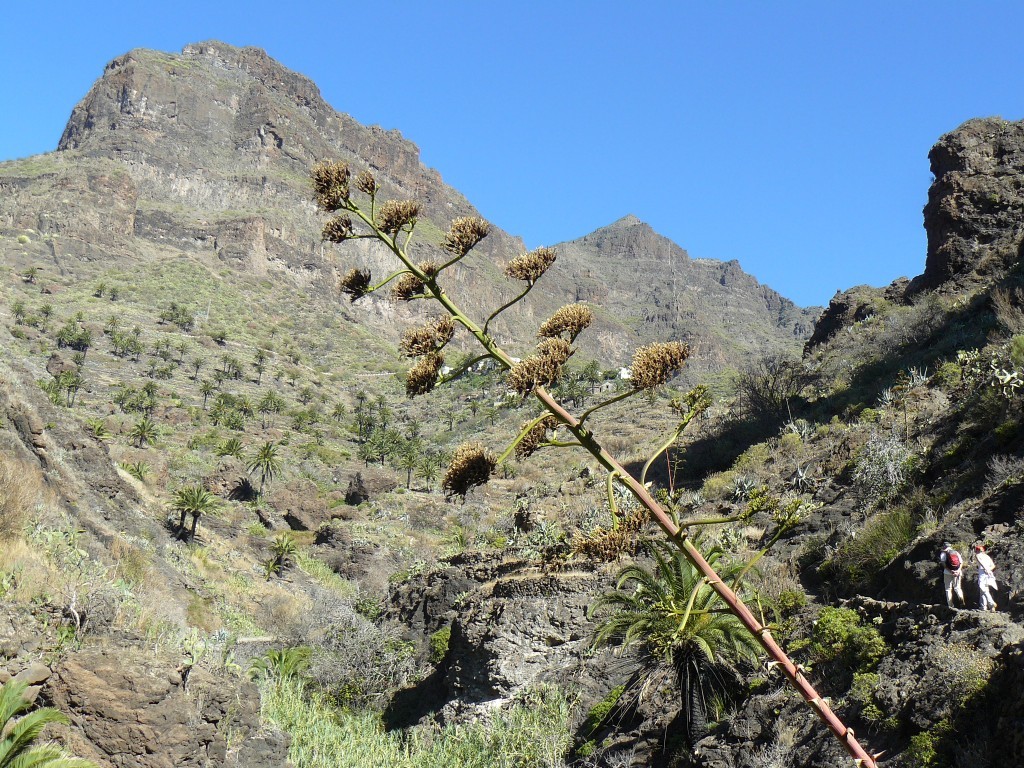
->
[[974, 544, 998, 612], [940, 542, 966, 608]]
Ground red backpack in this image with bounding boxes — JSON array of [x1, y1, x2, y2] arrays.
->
[[947, 550, 962, 571]]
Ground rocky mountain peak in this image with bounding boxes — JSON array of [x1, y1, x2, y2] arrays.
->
[[914, 116, 1024, 293], [606, 213, 646, 229], [4, 40, 813, 369]]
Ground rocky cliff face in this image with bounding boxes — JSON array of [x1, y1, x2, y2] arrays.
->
[[1, 40, 811, 368], [915, 117, 1024, 293]]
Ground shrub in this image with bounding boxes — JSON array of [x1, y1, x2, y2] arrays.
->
[[734, 354, 818, 425], [931, 643, 994, 706], [826, 507, 915, 592], [853, 431, 917, 502], [810, 607, 887, 673], [932, 361, 962, 390], [428, 625, 452, 664], [701, 470, 739, 501], [848, 672, 885, 723], [579, 684, 625, 739], [858, 407, 879, 423]]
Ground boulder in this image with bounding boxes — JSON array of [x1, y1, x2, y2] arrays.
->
[[46, 646, 290, 768]]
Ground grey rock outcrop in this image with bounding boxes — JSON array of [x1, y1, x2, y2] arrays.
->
[[46, 646, 290, 768], [915, 117, 1024, 293]]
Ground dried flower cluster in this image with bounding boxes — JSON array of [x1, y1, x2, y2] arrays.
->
[[538, 303, 593, 341], [312, 160, 351, 211], [441, 216, 491, 257], [671, 384, 712, 416], [505, 247, 557, 284], [630, 341, 690, 390], [392, 261, 439, 301], [442, 441, 496, 498], [401, 316, 456, 357], [508, 338, 573, 396], [406, 352, 444, 397], [515, 415, 559, 459], [339, 268, 372, 301], [322, 215, 354, 243], [392, 273, 424, 301], [355, 170, 378, 195], [376, 200, 421, 235], [573, 508, 649, 561]]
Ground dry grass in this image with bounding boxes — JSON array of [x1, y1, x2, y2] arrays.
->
[[0, 454, 46, 539], [111, 536, 152, 587], [0, 538, 59, 603]]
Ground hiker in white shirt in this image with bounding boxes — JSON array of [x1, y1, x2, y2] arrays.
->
[[940, 541, 966, 608], [974, 543, 998, 612]]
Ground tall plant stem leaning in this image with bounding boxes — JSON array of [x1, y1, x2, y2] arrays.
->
[[322, 182, 877, 768]]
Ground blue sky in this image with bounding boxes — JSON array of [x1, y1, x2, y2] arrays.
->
[[2, 1, 1022, 307]]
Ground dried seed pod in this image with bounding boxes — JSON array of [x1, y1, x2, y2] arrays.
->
[[312, 161, 351, 211], [505, 247, 557, 284], [406, 352, 444, 397], [538, 303, 593, 341], [377, 200, 421, 235], [322, 215, 354, 243], [392, 273, 424, 301], [339, 268, 372, 301], [442, 441, 496, 498], [515, 415, 559, 460], [441, 216, 491, 257], [507, 338, 573, 396], [400, 316, 456, 357], [630, 341, 690, 390], [354, 170, 378, 195], [671, 384, 712, 415], [391, 261, 439, 301]]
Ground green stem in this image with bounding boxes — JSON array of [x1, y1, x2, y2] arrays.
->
[[435, 249, 473, 274], [641, 424, 685, 487], [497, 413, 556, 464], [678, 512, 752, 530], [578, 388, 636, 426], [438, 354, 493, 385], [483, 284, 533, 335], [369, 268, 413, 293], [607, 470, 620, 528]]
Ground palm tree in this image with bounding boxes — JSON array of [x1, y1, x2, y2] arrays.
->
[[395, 444, 420, 489], [199, 379, 216, 409], [253, 349, 268, 384], [258, 390, 284, 428], [0, 679, 95, 767], [128, 416, 158, 447], [170, 485, 219, 541], [247, 441, 280, 494], [416, 455, 440, 490], [591, 540, 762, 745]]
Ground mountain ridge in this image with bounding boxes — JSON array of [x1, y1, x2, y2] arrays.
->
[[3, 39, 815, 370]]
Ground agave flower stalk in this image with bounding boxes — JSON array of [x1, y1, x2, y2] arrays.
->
[[312, 160, 879, 768]]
